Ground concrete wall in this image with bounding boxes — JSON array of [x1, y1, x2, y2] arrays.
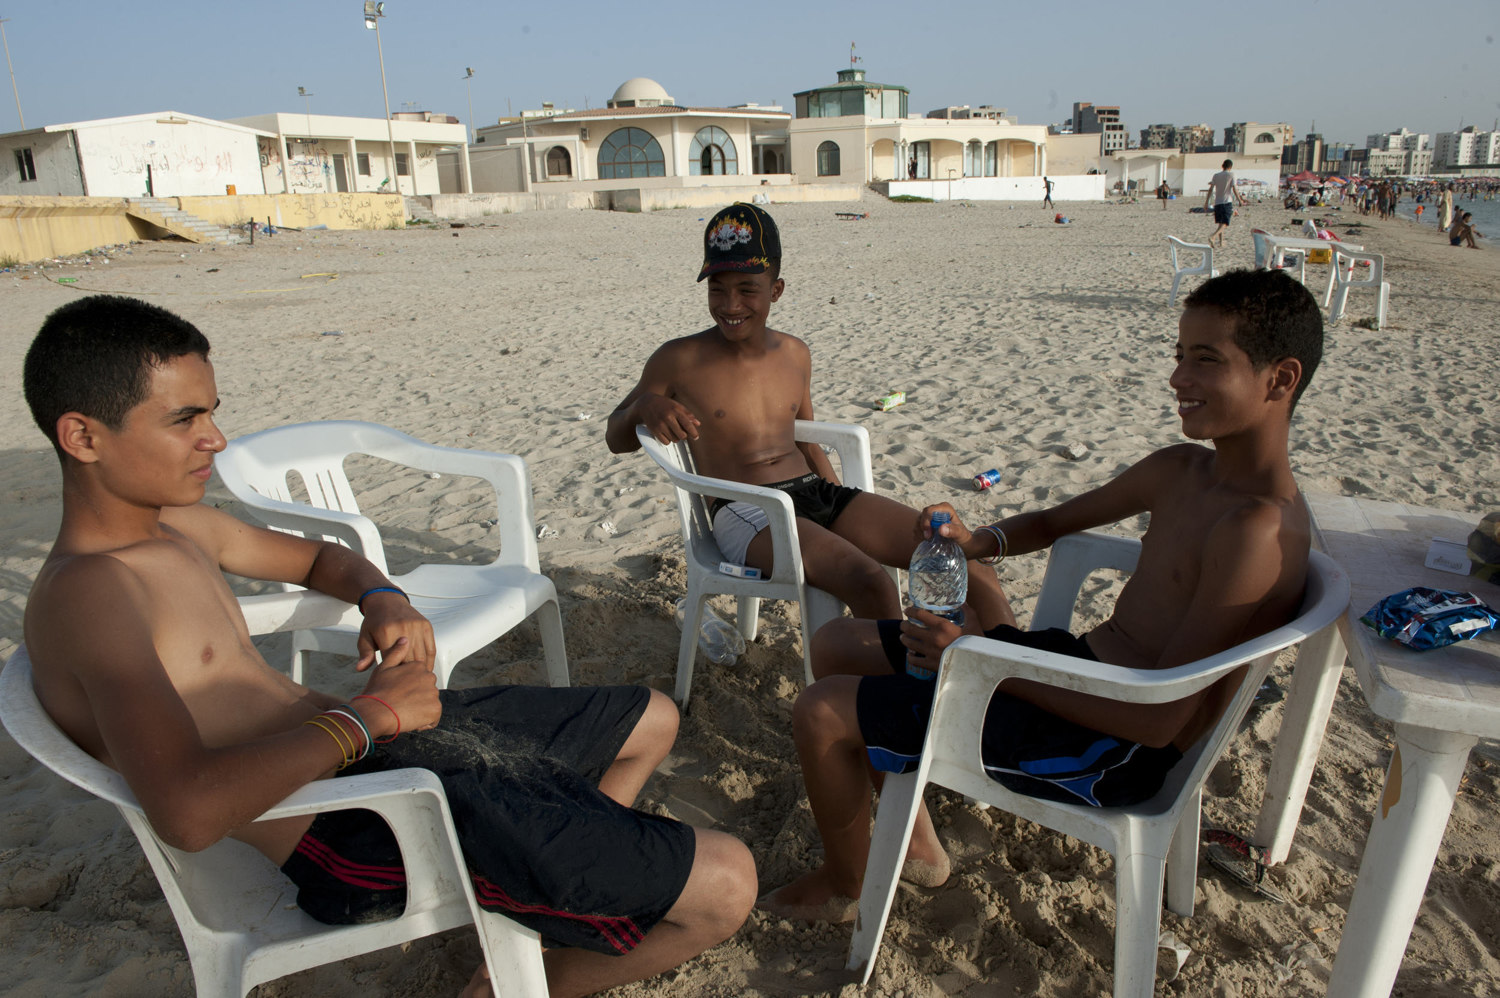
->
[[427, 182, 864, 218], [1170, 152, 1281, 201], [884, 174, 1105, 202], [73, 120, 265, 198], [0, 131, 86, 196], [176, 192, 404, 229], [0, 196, 156, 261], [1043, 133, 1106, 176]]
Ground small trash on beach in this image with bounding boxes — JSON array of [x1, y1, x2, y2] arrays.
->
[[320, 330, 343, 336], [1060, 442, 1090, 460], [1157, 931, 1192, 982], [575, 412, 592, 421], [536, 523, 558, 540], [425, 472, 441, 480], [876, 391, 906, 412], [55, 277, 79, 284]]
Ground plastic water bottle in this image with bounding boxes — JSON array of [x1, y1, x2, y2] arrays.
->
[[673, 598, 747, 665], [905, 512, 968, 680]]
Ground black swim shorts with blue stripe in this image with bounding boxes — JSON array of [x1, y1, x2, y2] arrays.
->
[[857, 621, 1182, 808]]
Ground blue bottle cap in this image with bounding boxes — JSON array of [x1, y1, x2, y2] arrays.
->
[[930, 511, 951, 528]]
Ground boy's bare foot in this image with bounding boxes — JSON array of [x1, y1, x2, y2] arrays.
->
[[757, 868, 859, 923], [900, 850, 952, 888], [460, 965, 493, 998]]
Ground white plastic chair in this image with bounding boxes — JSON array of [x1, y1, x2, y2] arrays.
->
[[635, 420, 896, 707], [1166, 236, 1218, 305], [848, 533, 1349, 998], [0, 590, 548, 998], [216, 421, 567, 691], [1325, 246, 1388, 329]]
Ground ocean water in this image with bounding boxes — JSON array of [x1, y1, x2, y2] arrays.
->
[[1396, 194, 1500, 248]]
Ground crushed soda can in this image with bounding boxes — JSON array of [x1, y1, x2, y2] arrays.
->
[[1360, 586, 1500, 650], [973, 469, 1002, 491], [876, 391, 906, 412]]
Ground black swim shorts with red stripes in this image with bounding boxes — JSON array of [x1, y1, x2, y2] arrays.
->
[[280, 684, 695, 955]]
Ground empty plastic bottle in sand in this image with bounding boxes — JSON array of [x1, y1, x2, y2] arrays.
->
[[905, 512, 968, 680], [673, 598, 747, 665]]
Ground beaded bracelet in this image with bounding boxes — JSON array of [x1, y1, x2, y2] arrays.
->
[[974, 524, 1008, 566], [357, 586, 409, 612]]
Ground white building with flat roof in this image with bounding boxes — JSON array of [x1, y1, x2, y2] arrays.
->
[[229, 111, 469, 195], [1, 111, 266, 197]]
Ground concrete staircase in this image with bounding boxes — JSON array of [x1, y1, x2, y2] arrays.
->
[[403, 195, 437, 224], [126, 198, 244, 245]]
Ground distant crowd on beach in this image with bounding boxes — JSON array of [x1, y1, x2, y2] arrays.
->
[[1283, 176, 1489, 246]]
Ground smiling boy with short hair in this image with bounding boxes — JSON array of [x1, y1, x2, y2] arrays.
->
[[605, 203, 1011, 626], [762, 268, 1325, 921]]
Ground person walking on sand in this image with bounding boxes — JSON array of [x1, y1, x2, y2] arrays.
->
[[1157, 180, 1171, 209], [1204, 159, 1246, 249], [1042, 176, 1054, 208], [1439, 183, 1455, 231]]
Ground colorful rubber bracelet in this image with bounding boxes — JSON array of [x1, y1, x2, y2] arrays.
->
[[303, 717, 346, 763], [331, 706, 373, 757], [305, 717, 353, 768], [357, 586, 409, 612], [352, 694, 401, 743], [325, 708, 371, 762], [974, 525, 1008, 566]]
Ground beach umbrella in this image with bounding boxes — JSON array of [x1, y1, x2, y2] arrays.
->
[[1288, 170, 1319, 183], [1325, 176, 1347, 185]]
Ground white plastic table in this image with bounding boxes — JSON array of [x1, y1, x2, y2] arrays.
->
[[1260, 495, 1500, 997], [1255, 233, 1362, 290]]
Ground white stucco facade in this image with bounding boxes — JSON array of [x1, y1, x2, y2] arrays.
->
[[1, 112, 265, 197], [229, 112, 468, 196]]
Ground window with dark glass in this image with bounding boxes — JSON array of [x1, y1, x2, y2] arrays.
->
[[689, 126, 737, 176], [597, 127, 666, 179], [817, 141, 840, 176]]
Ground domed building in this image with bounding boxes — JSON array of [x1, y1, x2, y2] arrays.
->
[[606, 78, 675, 109], [469, 76, 792, 195]]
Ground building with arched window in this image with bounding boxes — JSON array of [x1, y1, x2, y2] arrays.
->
[[465, 77, 791, 194], [788, 68, 1049, 191]]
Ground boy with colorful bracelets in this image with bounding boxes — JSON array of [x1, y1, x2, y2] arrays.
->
[[21, 295, 754, 997]]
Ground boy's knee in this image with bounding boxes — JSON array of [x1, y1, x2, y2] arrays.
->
[[791, 678, 855, 747], [643, 687, 680, 738], [692, 831, 757, 938]]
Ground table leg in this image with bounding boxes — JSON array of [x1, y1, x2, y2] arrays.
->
[[1252, 623, 1346, 863], [1326, 723, 1475, 998]]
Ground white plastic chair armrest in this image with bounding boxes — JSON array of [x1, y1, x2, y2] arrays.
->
[[794, 420, 875, 492], [353, 442, 540, 572], [635, 425, 801, 577], [1030, 531, 1141, 632], [938, 632, 1264, 711], [255, 766, 449, 820], [237, 591, 361, 636], [228, 493, 389, 574]]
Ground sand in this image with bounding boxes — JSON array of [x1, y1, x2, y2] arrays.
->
[[1, 193, 1498, 997]]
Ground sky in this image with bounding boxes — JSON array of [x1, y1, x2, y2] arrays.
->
[[1, 0, 1497, 146]]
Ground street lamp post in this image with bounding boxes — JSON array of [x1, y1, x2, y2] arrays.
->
[[297, 86, 314, 144], [462, 67, 475, 145], [362, 2, 400, 195], [0, 17, 23, 129]]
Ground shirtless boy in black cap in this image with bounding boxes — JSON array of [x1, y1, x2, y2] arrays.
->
[[606, 203, 1010, 626]]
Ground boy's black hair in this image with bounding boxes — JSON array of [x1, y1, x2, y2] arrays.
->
[[1183, 269, 1323, 408], [24, 295, 211, 456], [1222, 159, 1233, 169]]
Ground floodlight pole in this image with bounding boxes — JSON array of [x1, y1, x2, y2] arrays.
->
[[364, 3, 400, 195], [0, 18, 23, 130], [297, 86, 314, 144], [463, 67, 474, 145]]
